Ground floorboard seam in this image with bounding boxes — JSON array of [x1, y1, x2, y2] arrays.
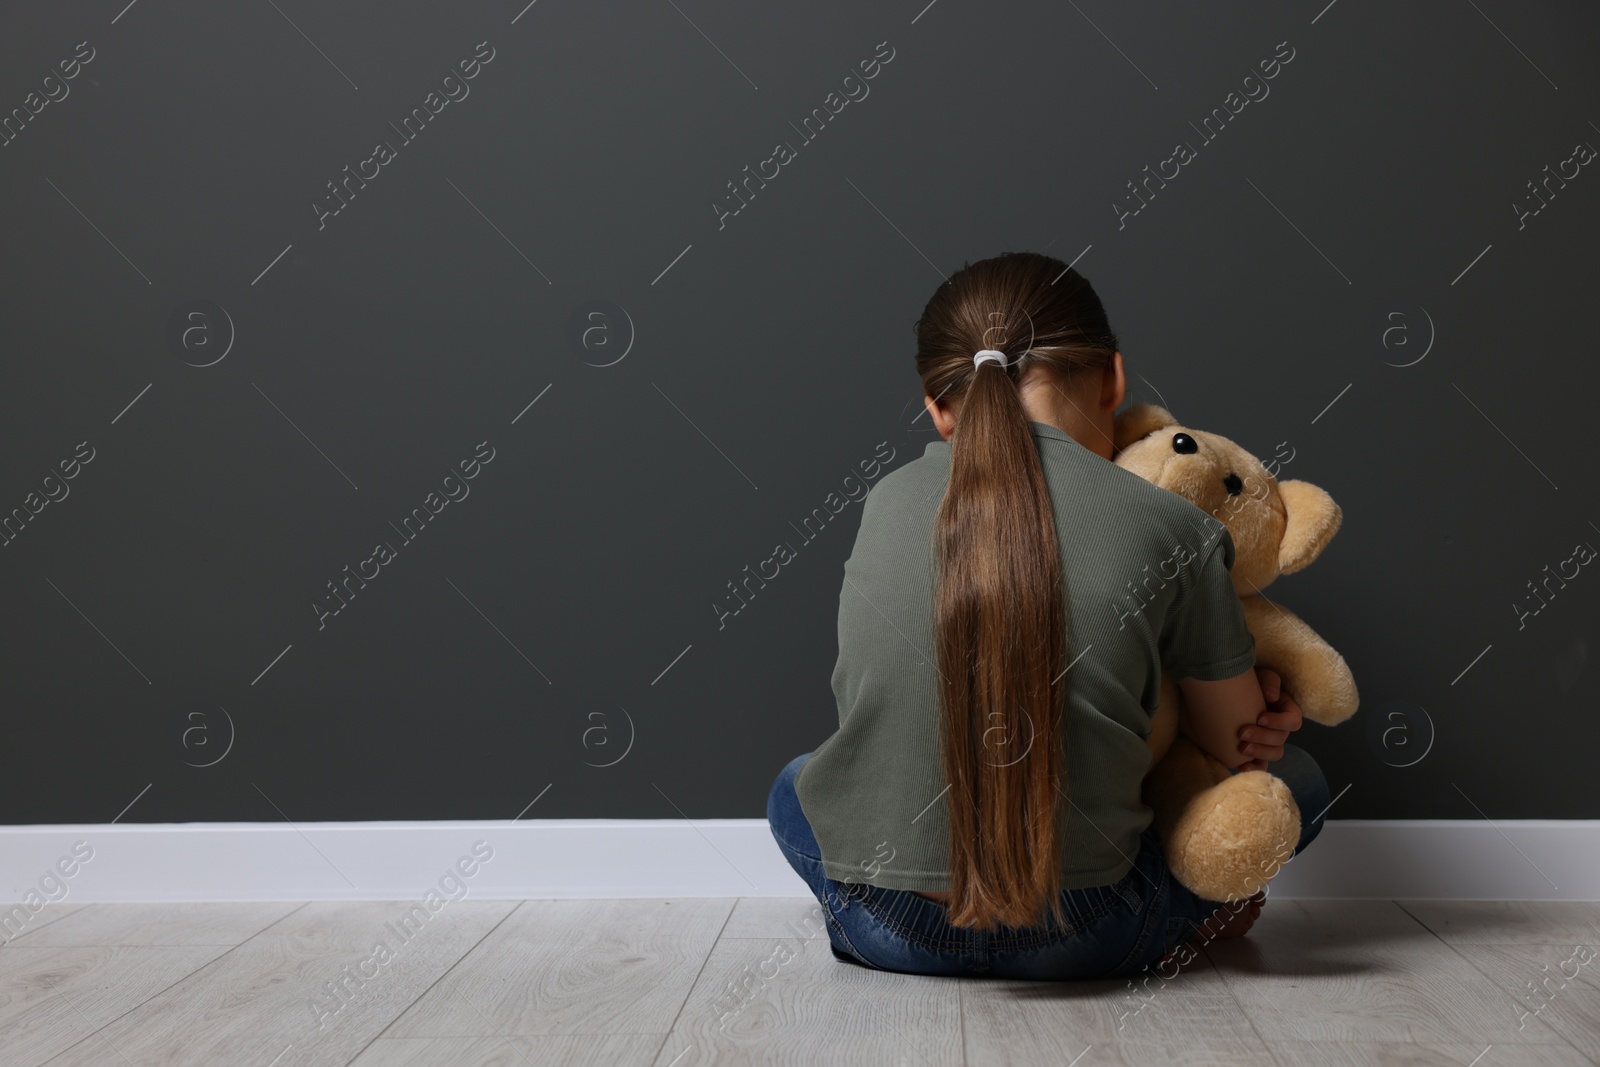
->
[[1218, 901, 1290, 1065], [0, 904, 91, 950], [956, 978, 967, 1067], [34, 901, 315, 1067], [339, 898, 528, 1067], [1395, 901, 1599, 1066], [650, 897, 738, 1067]]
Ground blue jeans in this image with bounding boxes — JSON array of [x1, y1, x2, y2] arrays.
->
[[767, 744, 1328, 980]]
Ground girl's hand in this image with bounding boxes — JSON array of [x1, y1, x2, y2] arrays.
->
[[1238, 667, 1303, 771]]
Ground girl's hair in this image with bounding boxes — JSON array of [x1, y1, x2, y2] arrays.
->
[[913, 251, 1120, 931]]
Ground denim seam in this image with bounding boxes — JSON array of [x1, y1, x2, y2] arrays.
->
[[989, 889, 1123, 951], [1110, 867, 1168, 975], [823, 908, 877, 968], [856, 889, 977, 951], [1108, 874, 1144, 915], [855, 883, 1122, 952]]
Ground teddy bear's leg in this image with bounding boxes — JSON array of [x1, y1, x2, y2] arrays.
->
[[1144, 737, 1302, 903], [1143, 733, 1227, 840], [1240, 597, 1359, 726]]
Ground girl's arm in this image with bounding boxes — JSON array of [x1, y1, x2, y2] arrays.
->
[[1236, 667, 1304, 770], [1161, 531, 1304, 769], [1176, 668, 1268, 770]]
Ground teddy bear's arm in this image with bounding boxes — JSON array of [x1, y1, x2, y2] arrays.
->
[[1239, 597, 1358, 726]]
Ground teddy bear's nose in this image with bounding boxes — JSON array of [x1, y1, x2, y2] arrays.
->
[[1171, 433, 1198, 454], [1223, 473, 1243, 495]]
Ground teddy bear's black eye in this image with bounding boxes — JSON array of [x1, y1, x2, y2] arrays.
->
[[1171, 433, 1198, 454], [1224, 473, 1243, 495]]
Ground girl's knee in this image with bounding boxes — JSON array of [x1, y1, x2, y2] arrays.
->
[[1272, 743, 1332, 853], [768, 753, 821, 851], [1273, 744, 1326, 796], [770, 752, 809, 792]]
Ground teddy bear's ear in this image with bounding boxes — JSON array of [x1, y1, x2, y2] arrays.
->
[[1112, 404, 1178, 452], [1277, 479, 1342, 574]]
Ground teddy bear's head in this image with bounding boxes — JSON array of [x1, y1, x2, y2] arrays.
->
[[1112, 404, 1341, 595]]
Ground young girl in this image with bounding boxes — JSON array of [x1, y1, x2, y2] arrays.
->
[[767, 251, 1330, 980]]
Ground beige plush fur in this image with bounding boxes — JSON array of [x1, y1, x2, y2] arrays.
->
[[1113, 404, 1359, 902]]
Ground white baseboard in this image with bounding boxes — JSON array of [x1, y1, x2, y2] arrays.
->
[[1, 819, 1596, 904]]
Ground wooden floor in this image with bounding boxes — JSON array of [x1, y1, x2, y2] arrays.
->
[[1, 898, 1596, 1066]]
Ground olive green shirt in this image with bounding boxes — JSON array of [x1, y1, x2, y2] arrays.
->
[[794, 420, 1256, 891]]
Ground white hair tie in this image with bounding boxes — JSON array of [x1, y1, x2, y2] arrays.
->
[[973, 349, 1009, 369]]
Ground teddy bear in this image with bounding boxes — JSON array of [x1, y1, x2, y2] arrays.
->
[[1112, 403, 1359, 903]]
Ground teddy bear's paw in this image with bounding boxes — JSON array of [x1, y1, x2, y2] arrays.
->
[[1166, 771, 1301, 903], [1295, 649, 1361, 726]]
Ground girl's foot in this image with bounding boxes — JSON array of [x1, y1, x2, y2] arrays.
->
[[1195, 890, 1265, 943], [1151, 891, 1266, 972]]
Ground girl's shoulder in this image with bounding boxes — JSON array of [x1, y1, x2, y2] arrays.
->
[[1038, 435, 1226, 545]]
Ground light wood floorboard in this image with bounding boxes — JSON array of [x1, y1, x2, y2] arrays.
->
[[962, 950, 1265, 1064], [383, 898, 733, 1039], [719, 896, 829, 941], [40, 900, 517, 1067], [1449, 942, 1600, 1063], [1204, 900, 1578, 1048], [0, 944, 231, 1067], [3, 897, 1595, 1066], [653, 935, 963, 1066], [347, 1034, 667, 1066], [8, 901, 301, 946], [1397, 899, 1600, 946], [1262, 1040, 1593, 1066], [1, 903, 94, 946]]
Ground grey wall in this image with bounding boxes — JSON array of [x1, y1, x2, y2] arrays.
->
[[1, 0, 1595, 827]]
